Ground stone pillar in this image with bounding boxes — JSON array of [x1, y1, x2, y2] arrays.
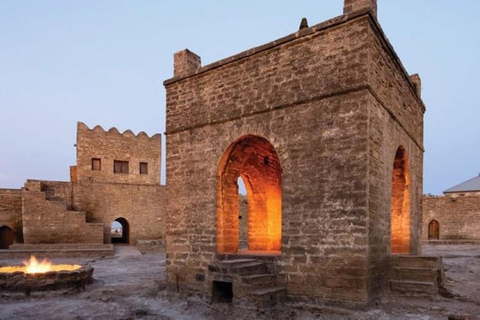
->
[[343, 0, 377, 18], [410, 74, 422, 98], [173, 49, 201, 78]]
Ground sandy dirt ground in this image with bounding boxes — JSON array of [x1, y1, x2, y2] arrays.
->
[[1, 244, 479, 320]]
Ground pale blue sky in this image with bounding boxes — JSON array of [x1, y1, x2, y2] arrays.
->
[[0, 1, 479, 195]]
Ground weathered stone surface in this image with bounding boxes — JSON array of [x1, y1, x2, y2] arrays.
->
[[0, 122, 166, 246], [423, 194, 480, 241], [75, 122, 161, 185], [72, 181, 165, 244], [164, 1, 424, 305], [0, 189, 23, 244]]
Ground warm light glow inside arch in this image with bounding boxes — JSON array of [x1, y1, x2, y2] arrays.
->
[[216, 135, 282, 253], [391, 146, 411, 254]]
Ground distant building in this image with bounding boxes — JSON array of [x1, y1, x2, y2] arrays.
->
[[0, 122, 165, 249], [423, 174, 480, 241]]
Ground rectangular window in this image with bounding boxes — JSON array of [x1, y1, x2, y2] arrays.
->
[[92, 158, 101, 171], [114, 160, 129, 174], [140, 162, 148, 174]]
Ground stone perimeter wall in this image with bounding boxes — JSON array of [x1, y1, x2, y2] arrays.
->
[[12, 179, 165, 245], [72, 181, 166, 244], [0, 189, 23, 243], [22, 181, 104, 244], [423, 195, 480, 240]]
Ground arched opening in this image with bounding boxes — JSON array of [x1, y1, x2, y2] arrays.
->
[[217, 135, 282, 254], [0, 226, 14, 249], [428, 220, 439, 240], [111, 218, 129, 244], [238, 177, 248, 250], [391, 146, 411, 254]]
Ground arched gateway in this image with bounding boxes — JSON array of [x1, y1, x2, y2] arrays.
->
[[111, 217, 129, 244], [391, 146, 411, 254], [0, 226, 14, 249], [216, 135, 282, 253]]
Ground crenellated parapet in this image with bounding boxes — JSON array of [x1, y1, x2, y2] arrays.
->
[[74, 122, 161, 185], [77, 121, 161, 141]]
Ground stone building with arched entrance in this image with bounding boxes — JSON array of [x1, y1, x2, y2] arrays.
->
[[0, 122, 166, 251], [423, 174, 480, 242], [164, 0, 427, 305]]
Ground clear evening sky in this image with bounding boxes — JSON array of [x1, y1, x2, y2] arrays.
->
[[0, 1, 479, 195]]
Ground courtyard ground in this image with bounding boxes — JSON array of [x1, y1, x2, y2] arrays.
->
[[1, 244, 479, 319]]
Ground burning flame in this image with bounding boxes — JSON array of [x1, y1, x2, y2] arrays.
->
[[23, 256, 52, 274], [0, 256, 81, 274]]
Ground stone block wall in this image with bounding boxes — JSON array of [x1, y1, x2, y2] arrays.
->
[[22, 187, 103, 244], [72, 181, 166, 244], [0, 189, 23, 243], [365, 17, 425, 296], [75, 122, 161, 185], [164, 4, 424, 304], [423, 195, 480, 240]]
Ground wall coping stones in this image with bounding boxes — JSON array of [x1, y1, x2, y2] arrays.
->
[[163, 9, 425, 113]]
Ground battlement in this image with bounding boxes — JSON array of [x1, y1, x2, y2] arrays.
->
[[77, 121, 161, 141], [75, 122, 161, 185]]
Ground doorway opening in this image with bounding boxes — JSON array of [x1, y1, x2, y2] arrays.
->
[[217, 135, 282, 254], [111, 218, 129, 244], [428, 220, 439, 240], [0, 226, 14, 249], [391, 146, 410, 254]]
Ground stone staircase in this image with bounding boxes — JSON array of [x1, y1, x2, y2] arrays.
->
[[208, 254, 285, 306], [390, 255, 445, 296], [22, 180, 104, 244]]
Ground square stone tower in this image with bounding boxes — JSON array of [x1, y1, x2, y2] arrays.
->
[[164, 0, 424, 304]]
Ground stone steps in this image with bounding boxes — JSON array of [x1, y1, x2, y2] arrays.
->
[[393, 266, 437, 283], [392, 255, 439, 268], [208, 256, 283, 304], [390, 255, 445, 296], [251, 286, 286, 307], [239, 274, 276, 292], [21, 183, 105, 244], [212, 259, 269, 275], [390, 280, 436, 295]]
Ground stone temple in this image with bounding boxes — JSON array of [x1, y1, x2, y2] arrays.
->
[[163, 0, 433, 305]]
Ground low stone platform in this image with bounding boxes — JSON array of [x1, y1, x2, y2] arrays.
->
[[390, 255, 445, 296], [424, 240, 480, 245], [0, 244, 114, 259]]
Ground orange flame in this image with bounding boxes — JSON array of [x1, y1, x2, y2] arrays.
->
[[23, 256, 52, 274]]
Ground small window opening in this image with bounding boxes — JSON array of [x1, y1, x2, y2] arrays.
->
[[212, 281, 233, 302], [92, 158, 101, 171], [264, 156, 270, 165], [114, 160, 129, 174], [140, 162, 148, 174]]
